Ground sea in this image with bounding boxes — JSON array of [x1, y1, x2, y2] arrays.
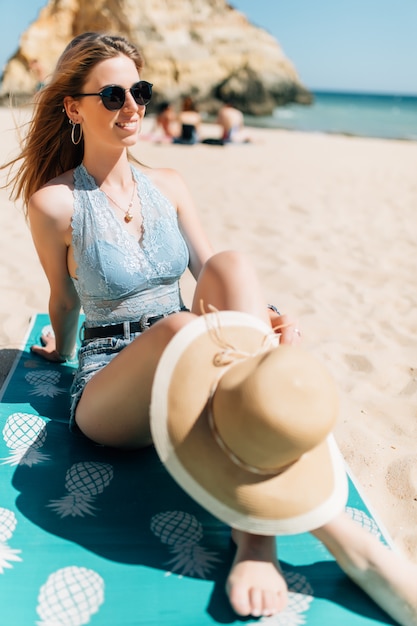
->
[[245, 91, 417, 141]]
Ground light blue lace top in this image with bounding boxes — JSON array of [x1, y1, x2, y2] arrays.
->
[[71, 163, 189, 327]]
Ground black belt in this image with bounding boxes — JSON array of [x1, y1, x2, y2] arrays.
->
[[83, 309, 186, 341]]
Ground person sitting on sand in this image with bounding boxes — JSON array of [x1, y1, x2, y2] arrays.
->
[[173, 96, 201, 144], [3, 32, 417, 625], [29, 58, 47, 92], [150, 101, 179, 142], [216, 101, 252, 143]]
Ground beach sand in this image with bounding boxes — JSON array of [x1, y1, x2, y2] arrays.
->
[[1, 107, 416, 561]]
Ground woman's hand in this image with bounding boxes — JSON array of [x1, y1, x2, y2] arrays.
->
[[30, 330, 67, 363], [269, 311, 302, 346]]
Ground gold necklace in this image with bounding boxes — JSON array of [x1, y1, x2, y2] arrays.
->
[[101, 180, 137, 223]]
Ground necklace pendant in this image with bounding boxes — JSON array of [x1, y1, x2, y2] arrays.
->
[[124, 212, 133, 223]]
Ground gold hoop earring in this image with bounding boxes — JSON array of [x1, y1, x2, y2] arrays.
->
[[70, 120, 83, 145]]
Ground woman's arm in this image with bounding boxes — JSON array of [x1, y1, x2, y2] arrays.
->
[[28, 182, 80, 361]]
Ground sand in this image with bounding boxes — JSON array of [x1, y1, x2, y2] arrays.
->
[[1, 107, 416, 561]]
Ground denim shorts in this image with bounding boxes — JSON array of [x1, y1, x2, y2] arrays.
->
[[69, 332, 141, 431]]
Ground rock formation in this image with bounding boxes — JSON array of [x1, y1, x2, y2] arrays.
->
[[0, 0, 312, 114]]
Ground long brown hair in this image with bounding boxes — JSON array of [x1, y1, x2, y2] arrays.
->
[[4, 32, 144, 213]]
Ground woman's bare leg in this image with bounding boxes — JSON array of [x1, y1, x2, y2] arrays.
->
[[75, 311, 196, 446], [193, 250, 299, 343], [312, 512, 417, 626]]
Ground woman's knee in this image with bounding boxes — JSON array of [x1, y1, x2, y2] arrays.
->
[[145, 310, 198, 351], [159, 310, 197, 337], [193, 251, 266, 316], [202, 250, 252, 280]]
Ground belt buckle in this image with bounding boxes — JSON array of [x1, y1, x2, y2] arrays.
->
[[139, 314, 152, 332]]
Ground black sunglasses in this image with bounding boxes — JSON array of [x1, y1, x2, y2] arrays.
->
[[72, 80, 153, 110]]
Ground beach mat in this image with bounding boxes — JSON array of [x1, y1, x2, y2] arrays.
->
[[0, 314, 398, 625]]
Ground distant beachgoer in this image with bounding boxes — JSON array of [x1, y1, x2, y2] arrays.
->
[[29, 59, 47, 92], [202, 101, 252, 145], [150, 101, 179, 142], [173, 96, 201, 144], [216, 102, 252, 143]]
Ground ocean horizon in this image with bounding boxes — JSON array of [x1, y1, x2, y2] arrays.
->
[[245, 90, 417, 141]]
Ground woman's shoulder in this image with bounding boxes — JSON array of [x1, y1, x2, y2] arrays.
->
[[28, 170, 75, 217], [34, 169, 75, 195], [136, 163, 186, 190], [135, 164, 188, 210]]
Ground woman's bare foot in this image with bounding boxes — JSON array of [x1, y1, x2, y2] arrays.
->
[[226, 529, 288, 617], [313, 512, 417, 626]]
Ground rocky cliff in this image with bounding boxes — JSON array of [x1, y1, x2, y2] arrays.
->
[[0, 0, 312, 114]]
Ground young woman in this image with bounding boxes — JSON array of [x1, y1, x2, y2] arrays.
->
[[173, 95, 201, 144], [5, 33, 417, 624]]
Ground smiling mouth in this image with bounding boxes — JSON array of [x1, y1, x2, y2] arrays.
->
[[116, 122, 138, 129]]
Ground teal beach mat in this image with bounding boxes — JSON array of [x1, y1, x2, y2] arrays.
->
[[0, 314, 398, 625]]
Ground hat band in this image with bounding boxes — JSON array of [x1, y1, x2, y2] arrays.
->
[[207, 389, 296, 477]]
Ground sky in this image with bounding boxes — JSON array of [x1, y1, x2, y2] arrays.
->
[[1, 0, 417, 95]]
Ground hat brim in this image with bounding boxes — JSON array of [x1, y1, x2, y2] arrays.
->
[[150, 311, 348, 535]]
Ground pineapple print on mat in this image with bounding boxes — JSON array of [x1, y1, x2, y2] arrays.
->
[[36, 566, 104, 625], [0, 507, 22, 573], [260, 571, 314, 625], [346, 506, 382, 538], [25, 369, 66, 398], [151, 510, 221, 578], [1, 412, 50, 466], [48, 462, 114, 517]]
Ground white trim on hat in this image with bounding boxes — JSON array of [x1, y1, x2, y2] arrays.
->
[[157, 432, 348, 535]]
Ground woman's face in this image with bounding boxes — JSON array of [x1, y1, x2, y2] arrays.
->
[[70, 54, 146, 151]]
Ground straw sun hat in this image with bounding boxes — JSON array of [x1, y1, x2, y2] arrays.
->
[[150, 311, 348, 535]]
